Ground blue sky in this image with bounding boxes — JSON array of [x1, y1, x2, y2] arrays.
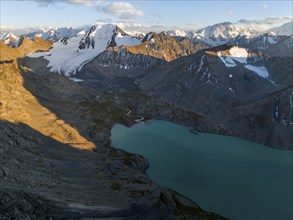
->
[[1, 0, 292, 34]]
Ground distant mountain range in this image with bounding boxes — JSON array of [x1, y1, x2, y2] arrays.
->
[[12, 21, 289, 76], [2, 21, 292, 46], [168, 21, 292, 42]]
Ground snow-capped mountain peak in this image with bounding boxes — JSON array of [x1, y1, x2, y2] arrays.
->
[[194, 22, 257, 46], [23, 26, 86, 41], [27, 23, 142, 76], [166, 29, 194, 38], [264, 21, 293, 36], [0, 32, 19, 46]]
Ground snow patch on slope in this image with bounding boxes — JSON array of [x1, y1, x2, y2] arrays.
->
[[216, 46, 271, 80], [229, 47, 248, 63], [48, 36, 91, 75], [217, 46, 248, 67], [244, 65, 269, 78], [69, 77, 83, 82], [115, 33, 141, 46], [27, 51, 51, 58]]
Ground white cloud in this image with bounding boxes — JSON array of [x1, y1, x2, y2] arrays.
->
[[32, 0, 143, 19], [1, 25, 15, 31], [102, 2, 144, 19], [115, 21, 147, 30], [32, 0, 103, 7], [261, 4, 268, 9], [151, 12, 161, 18], [238, 16, 292, 25], [0, 25, 42, 35]]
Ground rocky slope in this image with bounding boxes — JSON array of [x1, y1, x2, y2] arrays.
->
[[137, 46, 293, 148], [228, 33, 293, 57], [0, 41, 224, 219], [76, 44, 293, 149], [120, 31, 206, 62]]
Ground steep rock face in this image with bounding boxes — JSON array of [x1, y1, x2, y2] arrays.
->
[[73, 32, 206, 92], [80, 31, 206, 78], [74, 47, 160, 93], [227, 87, 293, 149], [96, 46, 157, 71], [273, 88, 293, 127], [140, 45, 286, 104], [136, 46, 293, 148], [120, 31, 206, 62]]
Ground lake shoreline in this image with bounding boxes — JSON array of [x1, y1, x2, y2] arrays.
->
[[111, 120, 293, 220]]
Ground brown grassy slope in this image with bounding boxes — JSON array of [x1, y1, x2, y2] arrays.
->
[[0, 39, 95, 150], [0, 37, 52, 60]]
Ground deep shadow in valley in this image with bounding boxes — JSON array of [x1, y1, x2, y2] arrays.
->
[[0, 120, 156, 219], [4, 57, 226, 219], [0, 119, 224, 219]]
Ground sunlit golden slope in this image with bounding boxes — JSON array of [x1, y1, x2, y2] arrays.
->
[[111, 32, 205, 62], [0, 37, 52, 60], [0, 39, 95, 150]]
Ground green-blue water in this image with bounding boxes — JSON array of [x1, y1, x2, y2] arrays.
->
[[111, 120, 293, 220]]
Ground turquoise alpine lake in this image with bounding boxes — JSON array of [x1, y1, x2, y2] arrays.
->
[[111, 120, 293, 220]]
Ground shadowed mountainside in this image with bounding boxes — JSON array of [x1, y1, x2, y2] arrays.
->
[[0, 40, 225, 219]]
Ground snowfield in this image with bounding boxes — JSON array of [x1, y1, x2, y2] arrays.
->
[[217, 46, 270, 80], [115, 33, 142, 46], [217, 46, 248, 67], [26, 52, 51, 58], [25, 23, 142, 76], [244, 65, 269, 78]]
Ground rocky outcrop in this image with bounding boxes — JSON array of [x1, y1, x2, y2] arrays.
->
[[97, 46, 157, 70], [121, 31, 206, 62], [0, 59, 13, 64]]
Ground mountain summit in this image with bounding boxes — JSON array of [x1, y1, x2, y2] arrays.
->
[[27, 23, 142, 76], [264, 21, 293, 36], [194, 22, 257, 46]]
